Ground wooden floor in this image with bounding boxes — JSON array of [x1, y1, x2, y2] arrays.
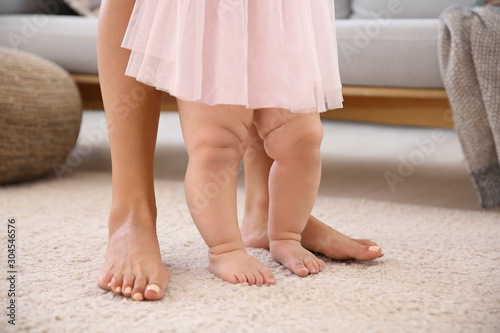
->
[[72, 74, 454, 129]]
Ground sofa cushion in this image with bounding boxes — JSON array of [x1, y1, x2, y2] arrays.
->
[[0, 15, 98, 74], [336, 19, 444, 88], [0, 0, 78, 15], [351, 0, 473, 19], [334, 0, 352, 19], [0, 0, 39, 14], [63, 0, 100, 17], [0, 13, 447, 88]]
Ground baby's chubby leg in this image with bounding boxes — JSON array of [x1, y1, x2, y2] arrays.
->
[[253, 109, 325, 277], [241, 123, 384, 261], [177, 99, 275, 286]]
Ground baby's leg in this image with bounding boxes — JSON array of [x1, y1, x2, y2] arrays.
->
[[177, 99, 275, 286], [253, 109, 325, 277], [96, 0, 170, 301], [241, 123, 384, 260]]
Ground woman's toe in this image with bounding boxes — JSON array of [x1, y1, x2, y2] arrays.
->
[[354, 245, 383, 260], [144, 283, 162, 300], [344, 240, 383, 261], [144, 270, 169, 300], [122, 273, 135, 297], [97, 272, 113, 291], [131, 276, 147, 301], [110, 273, 124, 294], [355, 239, 379, 247]]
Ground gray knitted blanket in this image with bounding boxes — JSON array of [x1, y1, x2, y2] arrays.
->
[[438, 5, 500, 208]]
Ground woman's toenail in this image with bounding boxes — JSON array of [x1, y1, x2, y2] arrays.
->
[[132, 293, 143, 301], [369, 246, 381, 253], [115, 287, 121, 293], [124, 287, 132, 295], [241, 282, 249, 286], [380, 249, 384, 255], [146, 284, 160, 294]]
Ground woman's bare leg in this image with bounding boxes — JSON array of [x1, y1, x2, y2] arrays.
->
[[240, 124, 273, 249], [96, 0, 170, 301], [177, 99, 275, 286], [242, 123, 384, 260]]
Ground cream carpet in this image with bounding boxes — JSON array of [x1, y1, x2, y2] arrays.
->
[[1, 170, 499, 333]]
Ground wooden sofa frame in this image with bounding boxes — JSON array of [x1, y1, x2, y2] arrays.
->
[[72, 74, 454, 128]]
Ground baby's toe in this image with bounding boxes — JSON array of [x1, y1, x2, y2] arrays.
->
[[235, 273, 248, 284], [132, 276, 147, 301], [289, 260, 309, 277], [253, 273, 264, 286], [225, 275, 240, 284], [304, 258, 318, 274], [259, 266, 276, 285], [318, 258, 326, 271], [244, 273, 256, 286]]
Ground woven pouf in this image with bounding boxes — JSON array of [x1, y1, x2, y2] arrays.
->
[[0, 47, 82, 184]]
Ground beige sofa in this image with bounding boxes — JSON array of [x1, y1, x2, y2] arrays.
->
[[0, 0, 472, 128]]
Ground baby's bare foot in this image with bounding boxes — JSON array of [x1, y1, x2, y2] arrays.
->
[[270, 239, 325, 277], [97, 214, 170, 301], [208, 248, 275, 286]]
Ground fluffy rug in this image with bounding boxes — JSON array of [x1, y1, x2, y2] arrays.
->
[[1, 171, 499, 332]]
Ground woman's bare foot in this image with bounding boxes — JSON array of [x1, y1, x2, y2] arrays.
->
[[302, 216, 384, 260], [208, 243, 275, 286], [241, 214, 384, 261], [97, 209, 170, 301], [269, 240, 325, 277]]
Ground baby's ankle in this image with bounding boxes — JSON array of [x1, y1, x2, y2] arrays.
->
[[208, 240, 246, 257], [269, 231, 302, 244]]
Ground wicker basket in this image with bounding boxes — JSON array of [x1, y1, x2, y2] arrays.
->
[[0, 47, 82, 184]]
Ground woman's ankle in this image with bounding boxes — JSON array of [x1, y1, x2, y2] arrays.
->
[[243, 193, 269, 222], [108, 198, 157, 234]]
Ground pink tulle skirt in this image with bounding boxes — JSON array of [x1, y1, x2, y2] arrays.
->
[[122, 0, 343, 113]]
